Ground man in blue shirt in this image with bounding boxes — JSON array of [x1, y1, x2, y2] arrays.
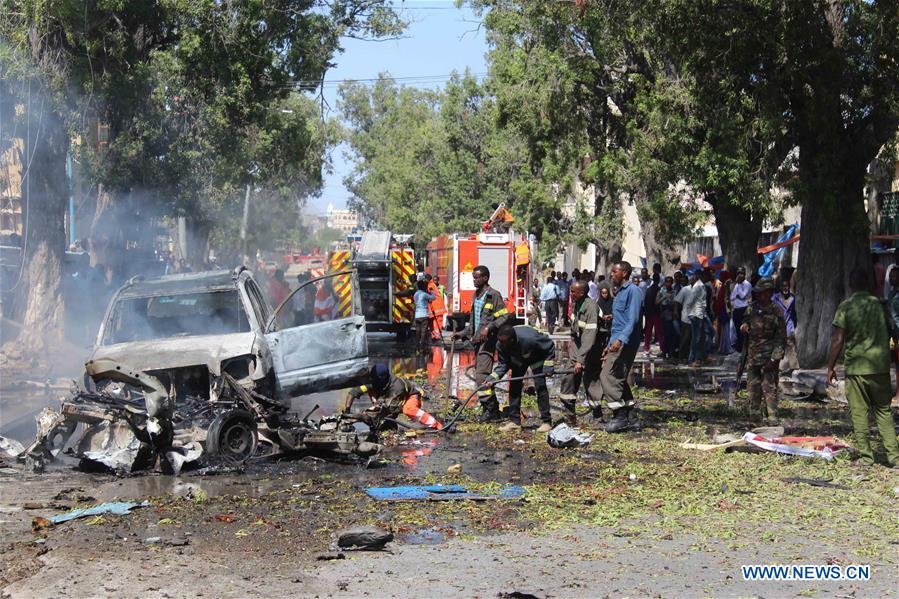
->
[[539, 276, 561, 334], [600, 261, 643, 433]]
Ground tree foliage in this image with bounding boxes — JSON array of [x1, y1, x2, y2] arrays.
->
[[339, 71, 560, 262], [0, 0, 403, 355]]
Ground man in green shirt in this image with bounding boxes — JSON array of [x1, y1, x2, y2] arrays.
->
[[827, 267, 899, 468]]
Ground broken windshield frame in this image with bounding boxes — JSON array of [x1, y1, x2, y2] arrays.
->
[[102, 289, 250, 345], [265, 270, 356, 334]]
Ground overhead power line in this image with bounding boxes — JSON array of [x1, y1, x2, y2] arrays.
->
[[277, 72, 488, 89]]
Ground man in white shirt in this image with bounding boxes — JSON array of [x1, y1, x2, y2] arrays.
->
[[683, 270, 708, 364], [730, 267, 752, 352], [674, 278, 692, 360]]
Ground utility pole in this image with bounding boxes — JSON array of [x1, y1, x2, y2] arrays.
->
[[240, 183, 251, 262]]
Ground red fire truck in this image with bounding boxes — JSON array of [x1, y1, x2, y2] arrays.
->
[[425, 205, 535, 326]]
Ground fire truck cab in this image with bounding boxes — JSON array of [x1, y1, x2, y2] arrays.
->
[[426, 205, 534, 329]]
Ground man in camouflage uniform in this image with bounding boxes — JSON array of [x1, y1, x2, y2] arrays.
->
[[559, 281, 602, 424], [739, 277, 787, 423]]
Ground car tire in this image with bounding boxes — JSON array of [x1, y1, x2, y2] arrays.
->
[[206, 409, 258, 463]]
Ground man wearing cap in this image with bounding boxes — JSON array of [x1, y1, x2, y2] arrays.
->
[[739, 277, 787, 423]]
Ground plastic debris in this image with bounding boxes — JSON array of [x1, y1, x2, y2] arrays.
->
[[546, 423, 594, 448], [741, 432, 849, 460], [366, 484, 526, 502], [336, 525, 394, 550], [48, 501, 150, 525]]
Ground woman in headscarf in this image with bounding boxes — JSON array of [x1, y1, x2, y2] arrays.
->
[[596, 281, 615, 349]]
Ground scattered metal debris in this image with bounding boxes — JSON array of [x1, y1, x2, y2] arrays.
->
[[23, 359, 386, 474], [0, 435, 24, 458]]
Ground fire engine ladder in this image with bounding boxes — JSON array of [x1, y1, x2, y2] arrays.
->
[[514, 273, 527, 318]]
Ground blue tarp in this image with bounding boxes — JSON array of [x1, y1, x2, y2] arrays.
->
[[758, 224, 798, 277], [366, 484, 526, 501], [49, 501, 150, 525]]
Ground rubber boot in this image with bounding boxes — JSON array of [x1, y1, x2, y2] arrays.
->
[[605, 408, 632, 433], [627, 407, 642, 431], [477, 402, 502, 423], [561, 400, 577, 425]]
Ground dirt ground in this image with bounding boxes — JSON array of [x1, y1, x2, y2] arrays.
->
[[1, 344, 898, 598]]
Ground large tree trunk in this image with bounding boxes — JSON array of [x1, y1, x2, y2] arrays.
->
[[592, 188, 623, 277], [710, 199, 762, 273], [10, 109, 68, 360], [639, 212, 682, 272], [794, 172, 869, 368]]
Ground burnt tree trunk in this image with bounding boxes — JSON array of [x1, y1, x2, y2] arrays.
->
[[11, 107, 68, 359], [711, 199, 762, 274]]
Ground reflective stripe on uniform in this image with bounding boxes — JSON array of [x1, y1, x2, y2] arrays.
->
[[487, 372, 500, 381], [484, 303, 493, 309], [543, 360, 554, 367], [479, 388, 495, 396], [560, 394, 577, 401], [360, 385, 368, 393], [493, 308, 508, 317], [582, 323, 597, 330], [577, 320, 588, 328]]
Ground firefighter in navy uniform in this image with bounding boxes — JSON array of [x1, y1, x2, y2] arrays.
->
[[559, 280, 602, 424], [485, 324, 556, 433], [453, 265, 511, 421], [344, 364, 443, 430]]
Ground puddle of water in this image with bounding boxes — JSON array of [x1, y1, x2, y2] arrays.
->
[[398, 528, 447, 545]]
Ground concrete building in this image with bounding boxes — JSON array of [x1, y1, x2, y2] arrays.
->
[[326, 203, 359, 235]]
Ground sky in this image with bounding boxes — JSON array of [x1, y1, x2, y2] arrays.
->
[[310, 0, 489, 213]]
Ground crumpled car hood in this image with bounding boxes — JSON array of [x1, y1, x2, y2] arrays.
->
[[89, 332, 257, 375]]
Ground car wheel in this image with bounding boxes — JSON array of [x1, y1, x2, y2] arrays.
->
[[206, 410, 258, 462]]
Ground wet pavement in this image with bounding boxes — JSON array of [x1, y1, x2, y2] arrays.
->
[[3, 333, 897, 598]]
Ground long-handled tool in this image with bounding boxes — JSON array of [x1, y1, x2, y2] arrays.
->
[[438, 369, 574, 431]]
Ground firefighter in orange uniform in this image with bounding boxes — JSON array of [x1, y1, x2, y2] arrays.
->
[[426, 274, 447, 342], [344, 364, 443, 430]]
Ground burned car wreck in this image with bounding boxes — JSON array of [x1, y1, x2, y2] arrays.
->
[[27, 267, 382, 473]]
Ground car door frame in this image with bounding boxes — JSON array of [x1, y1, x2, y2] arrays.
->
[[262, 270, 368, 399]]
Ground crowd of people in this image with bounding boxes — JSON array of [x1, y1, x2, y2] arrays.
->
[[530, 263, 799, 368], [463, 258, 898, 469]]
